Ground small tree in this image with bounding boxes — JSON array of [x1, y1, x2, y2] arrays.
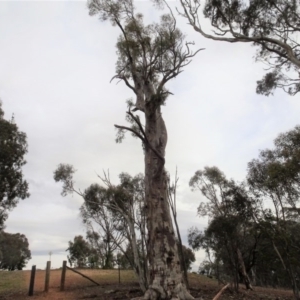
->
[[178, 0, 300, 96], [81, 184, 121, 270], [189, 167, 257, 290], [0, 231, 31, 270], [181, 244, 196, 272], [0, 101, 29, 229], [54, 165, 149, 291], [66, 235, 91, 268]]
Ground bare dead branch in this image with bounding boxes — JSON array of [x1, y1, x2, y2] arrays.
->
[[212, 283, 230, 300]]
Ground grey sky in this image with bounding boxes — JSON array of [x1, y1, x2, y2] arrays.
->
[[1, 1, 300, 271]]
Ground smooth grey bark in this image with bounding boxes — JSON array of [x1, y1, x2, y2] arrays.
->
[[128, 217, 148, 292]]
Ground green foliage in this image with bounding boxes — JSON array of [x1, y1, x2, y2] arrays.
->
[[0, 102, 29, 229], [189, 166, 256, 219], [80, 172, 146, 271], [66, 235, 95, 268], [67, 232, 116, 269], [189, 166, 260, 287], [246, 125, 300, 293], [181, 0, 300, 95], [0, 231, 31, 270], [88, 0, 200, 150], [53, 164, 76, 196], [116, 242, 140, 270], [247, 125, 300, 215], [189, 125, 300, 292], [181, 244, 196, 271], [86, 230, 116, 269]]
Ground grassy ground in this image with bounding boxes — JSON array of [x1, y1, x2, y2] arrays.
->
[[0, 269, 295, 300], [0, 271, 26, 295]]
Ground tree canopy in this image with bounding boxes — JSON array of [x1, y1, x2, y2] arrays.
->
[[86, 1, 202, 298], [0, 102, 29, 229], [0, 231, 31, 271], [189, 166, 256, 290], [67, 235, 92, 268], [188, 125, 300, 298], [179, 0, 300, 96]]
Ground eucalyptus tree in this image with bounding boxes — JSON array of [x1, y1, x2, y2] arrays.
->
[[54, 165, 124, 270], [66, 235, 92, 268], [247, 125, 300, 299], [97, 172, 149, 292], [0, 231, 31, 271], [54, 165, 147, 293], [178, 0, 300, 96], [0, 101, 29, 229], [248, 125, 300, 216], [189, 166, 257, 290], [81, 184, 123, 270], [87, 1, 202, 299]]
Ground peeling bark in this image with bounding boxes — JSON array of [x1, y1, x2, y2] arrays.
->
[[142, 100, 193, 299], [87, 3, 201, 297]]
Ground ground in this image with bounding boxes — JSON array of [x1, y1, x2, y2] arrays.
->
[[0, 269, 295, 300]]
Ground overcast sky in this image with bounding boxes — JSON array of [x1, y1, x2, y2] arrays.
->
[[1, 0, 300, 271]]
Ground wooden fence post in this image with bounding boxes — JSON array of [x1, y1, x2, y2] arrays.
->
[[28, 265, 36, 296], [44, 261, 51, 292], [60, 260, 67, 291]]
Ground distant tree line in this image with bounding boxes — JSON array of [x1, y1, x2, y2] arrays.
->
[[188, 125, 300, 299]]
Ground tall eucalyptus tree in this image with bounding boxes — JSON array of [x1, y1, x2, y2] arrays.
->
[[88, 1, 202, 299]]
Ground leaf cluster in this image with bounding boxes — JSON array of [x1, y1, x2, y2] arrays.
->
[[180, 0, 300, 95], [0, 231, 31, 271], [0, 102, 29, 229]]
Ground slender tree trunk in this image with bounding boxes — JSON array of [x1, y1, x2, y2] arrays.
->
[[128, 219, 147, 292], [272, 241, 300, 300], [169, 181, 189, 289], [236, 247, 253, 290], [175, 220, 189, 289], [251, 268, 256, 286], [143, 104, 193, 300]]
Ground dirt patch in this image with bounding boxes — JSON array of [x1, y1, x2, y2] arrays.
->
[[1, 283, 294, 300]]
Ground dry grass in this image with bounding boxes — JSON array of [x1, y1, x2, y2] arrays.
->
[[0, 269, 295, 300], [19, 269, 137, 291], [0, 268, 139, 299], [189, 273, 218, 287], [0, 271, 27, 294]]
